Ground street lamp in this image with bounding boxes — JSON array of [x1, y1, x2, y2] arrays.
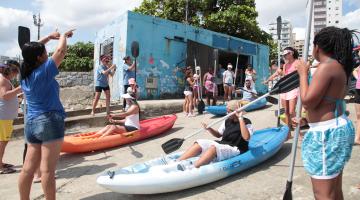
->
[[33, 13, 44, 40]]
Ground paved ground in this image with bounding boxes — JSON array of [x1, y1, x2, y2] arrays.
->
[[1, 101, 360, 200]]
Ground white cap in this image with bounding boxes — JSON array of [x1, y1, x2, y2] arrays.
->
[[227, 64, 233, 69], [281, 49, 293, 56]]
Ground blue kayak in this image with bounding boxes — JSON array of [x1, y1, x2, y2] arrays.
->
[[205, 98, 267, 116], [97, 126, 289, 194]]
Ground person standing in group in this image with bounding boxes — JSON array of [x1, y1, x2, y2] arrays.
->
[[18, 29, 75, 200], [281, 47, 300, 137], [183, 69, 195, 117], [0, 61, 21, 174], [192, 73, 199, 108], [244, 64, 257, 87], [223, 64, 235, 102], [91, 55, 116, 116], [298, 26, 357, 200], [122, 56, 136, 110], [215, 64, 225, 99], [203, 68, 217, 106], [352, 49, 360, 145]]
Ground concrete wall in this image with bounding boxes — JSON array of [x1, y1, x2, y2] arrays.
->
[[94, 11, 270, 100], [56, 72, 94, 88]]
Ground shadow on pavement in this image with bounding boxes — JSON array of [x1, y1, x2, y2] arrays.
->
[[56, 163, 116, 179], [81, 143, 294, 200]]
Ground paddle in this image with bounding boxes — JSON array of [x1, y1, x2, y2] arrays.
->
[[161, 71, 299, 154], [18, 26, 30, 49], [276, 16, 282, 127], [236, 87, 278, 104], [283, 1, 313, 199], [131, 41, 139, 81]]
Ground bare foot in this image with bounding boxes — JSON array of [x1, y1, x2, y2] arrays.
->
[[90, 111, 95, 116]]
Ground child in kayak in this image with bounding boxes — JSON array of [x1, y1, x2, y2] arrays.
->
[[177, 100, 253, 170], [298, 26, 356, 200], [95, 89, 140, 138]]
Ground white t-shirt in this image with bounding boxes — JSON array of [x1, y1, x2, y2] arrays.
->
[[223, 70, 234, 84]]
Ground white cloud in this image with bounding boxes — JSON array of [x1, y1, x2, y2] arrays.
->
[[35, 0, 143, 30], [293, 28, 306, 40], [341, 8, 360, 30], [0, 0, 143, 57]]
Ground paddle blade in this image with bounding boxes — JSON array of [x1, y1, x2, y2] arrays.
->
[[18, 26, 30, 49], [282, 181, 293, 200], [161, 138, 184, 154], [198, 99, 205, 114], [270, 71, 299, 95], [265, 96, 278, 104], [131, 41, 139, 58]]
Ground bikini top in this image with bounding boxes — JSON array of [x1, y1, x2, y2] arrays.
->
[[323, 96, 346, 125]]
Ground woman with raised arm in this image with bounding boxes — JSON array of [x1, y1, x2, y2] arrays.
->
[[18, 29, 75, 200]]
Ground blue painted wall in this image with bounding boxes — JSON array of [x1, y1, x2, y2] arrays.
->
[[94, 11, 269, 100]]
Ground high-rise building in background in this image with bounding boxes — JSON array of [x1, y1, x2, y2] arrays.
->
[[269, 19, 295, 51], [293, 39, 305, 58], [313, 0, 342, 34]]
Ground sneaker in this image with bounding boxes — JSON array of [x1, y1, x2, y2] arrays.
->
[[187, 113, 196, 117]]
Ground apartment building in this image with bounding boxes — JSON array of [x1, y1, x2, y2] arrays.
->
[[269, 19, 295, 51]]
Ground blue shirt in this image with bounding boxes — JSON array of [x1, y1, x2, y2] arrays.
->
[[21, 58, 65, 120], [96, 65, 109, 87], [123, 63, 135, 86]]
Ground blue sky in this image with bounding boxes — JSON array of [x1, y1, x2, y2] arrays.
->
[[0, 0, 359, 57]]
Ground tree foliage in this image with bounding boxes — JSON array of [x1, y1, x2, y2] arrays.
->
[[134, 0, 273, 47], [58, 42, 94, 72]]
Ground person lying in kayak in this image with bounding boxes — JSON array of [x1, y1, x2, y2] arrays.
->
[[94, 89, 140, 138], [177, 100, 253, 170]]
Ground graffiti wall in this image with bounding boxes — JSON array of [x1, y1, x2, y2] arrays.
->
[[94, 11, 270, 100]]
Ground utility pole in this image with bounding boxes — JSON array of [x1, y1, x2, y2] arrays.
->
[[185, 0, 188, 24], [33, 13, 44, 40]]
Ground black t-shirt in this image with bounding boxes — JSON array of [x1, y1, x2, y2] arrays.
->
[[216, 117, 251, 153]]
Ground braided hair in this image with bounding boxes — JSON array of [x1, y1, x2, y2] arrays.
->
[[313, 26, 359, 78]]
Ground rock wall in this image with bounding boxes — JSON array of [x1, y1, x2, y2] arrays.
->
[[56, 72, 94, 87], [57, 72, 94, 110]]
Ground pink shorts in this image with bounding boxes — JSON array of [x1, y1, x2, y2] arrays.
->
[[280, 88, 299, 100]]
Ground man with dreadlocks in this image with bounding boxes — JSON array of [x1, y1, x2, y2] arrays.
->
[[297, 26, 358, 199]]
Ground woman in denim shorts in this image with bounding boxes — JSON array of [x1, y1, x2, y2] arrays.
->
[[18, 29, 75, 200]]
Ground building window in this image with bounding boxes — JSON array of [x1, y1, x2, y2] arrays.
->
[[335, 7, 339, 10], [335, 21, 339, 23]]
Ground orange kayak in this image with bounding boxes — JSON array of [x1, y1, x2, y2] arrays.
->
[[61, 114, 177, 153]]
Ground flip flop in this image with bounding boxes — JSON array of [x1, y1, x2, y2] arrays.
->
[[2, 163, 14, 168], [0, 167, 16, 174]]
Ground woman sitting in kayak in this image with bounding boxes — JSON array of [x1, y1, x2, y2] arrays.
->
[[94, 89, 140, 138], [177, 100, 253, 170]]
